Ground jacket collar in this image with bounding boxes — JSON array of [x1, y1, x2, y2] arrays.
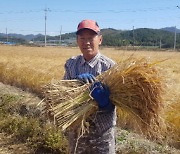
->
[[80, 52, 101, 68]]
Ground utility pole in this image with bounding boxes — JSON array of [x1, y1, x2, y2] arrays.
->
[[176, 6, 180, 50], [44, 7, 50, 47], [159, 38, 162, 49], [59, 25, 62, 46], [133, 26, 135, 49], [174, 26, 177, 50], [6, 27, 8, 42]]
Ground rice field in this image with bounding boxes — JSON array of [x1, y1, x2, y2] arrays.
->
[[0, 45, 180, 147]]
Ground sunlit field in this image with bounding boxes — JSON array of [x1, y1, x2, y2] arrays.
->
[[0, 45, 180, 147]]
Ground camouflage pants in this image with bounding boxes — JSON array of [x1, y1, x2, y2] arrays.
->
[[67, 108, 116, 154], [67, 126, 116, 154]]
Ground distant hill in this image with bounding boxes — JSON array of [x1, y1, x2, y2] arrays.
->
[[101, 28, 122, 35], [0, 33, 43, 41], [0, 34, 27, 44], [161, 27, 180, 34]]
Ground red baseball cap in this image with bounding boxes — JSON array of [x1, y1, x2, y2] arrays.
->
[[76, 19, 100, 35]]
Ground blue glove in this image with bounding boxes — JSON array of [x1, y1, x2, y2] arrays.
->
[[90, 82, 114, 110], [77, 73, 96, 83]]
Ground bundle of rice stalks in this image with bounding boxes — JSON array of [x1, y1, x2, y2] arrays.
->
[[98, 58, 166, 138], [42, 80, 98, 131], [42, 57, 165, 139]]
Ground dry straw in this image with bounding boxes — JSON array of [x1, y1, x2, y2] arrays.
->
[[42, 57, 166, 139]]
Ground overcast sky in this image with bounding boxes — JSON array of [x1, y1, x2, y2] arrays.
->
[[0, 0, 180, 35]]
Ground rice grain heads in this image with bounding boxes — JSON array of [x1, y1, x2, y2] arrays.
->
[[42, 57, 166, 140], [98, 58, 166, 139]]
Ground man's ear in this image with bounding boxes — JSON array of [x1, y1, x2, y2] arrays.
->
[[76, 35, 79, 45], [99, 35, 103, 45]]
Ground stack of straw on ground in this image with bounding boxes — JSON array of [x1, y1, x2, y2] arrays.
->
[[42, 57, 166, 140]]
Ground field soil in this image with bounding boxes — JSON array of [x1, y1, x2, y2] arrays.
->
[[0, 132, 33, 154], [0, 82, 39, 154]]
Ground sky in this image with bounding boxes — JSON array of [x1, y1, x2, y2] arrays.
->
[[0, 0, 180, 36]]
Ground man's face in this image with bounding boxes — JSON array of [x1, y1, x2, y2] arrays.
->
[[77, 29, 102, 61]]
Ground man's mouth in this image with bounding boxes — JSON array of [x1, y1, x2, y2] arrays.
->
[[83, 47, 91, 50]]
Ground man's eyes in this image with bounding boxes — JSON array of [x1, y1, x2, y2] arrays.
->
[[80, 37, 94, 41], [80, 37, 92, 39]]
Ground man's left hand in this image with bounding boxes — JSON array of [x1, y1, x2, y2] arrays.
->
[[90, 82, 114, 111]]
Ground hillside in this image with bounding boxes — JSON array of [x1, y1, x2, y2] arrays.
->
[[161, 27, 180, 34], [0, 27, 180, 48]]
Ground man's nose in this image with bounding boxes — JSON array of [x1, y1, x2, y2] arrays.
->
[[83, 39, 91, 44]]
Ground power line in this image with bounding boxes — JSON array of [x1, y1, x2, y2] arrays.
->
[[0, 5, 179, 36], [0, 18, 42, 23], [0, 9, 42, 15], [0, 6, 177, 15]]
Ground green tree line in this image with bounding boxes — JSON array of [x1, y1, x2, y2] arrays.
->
[[101, 28, 180, 49], [1, 28, 179, 49]]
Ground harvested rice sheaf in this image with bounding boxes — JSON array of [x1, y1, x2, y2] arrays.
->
[[42, 58, 166, 139], [42, 80, 97, 131], [98, 58, 166, 139]]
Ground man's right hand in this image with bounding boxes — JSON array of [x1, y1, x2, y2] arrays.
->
[[77, 73, 96, 83]]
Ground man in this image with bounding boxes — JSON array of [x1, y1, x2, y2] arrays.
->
[[63, 19, 116, 154]]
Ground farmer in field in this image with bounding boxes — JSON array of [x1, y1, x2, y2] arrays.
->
[[63, 19, 116, 154]]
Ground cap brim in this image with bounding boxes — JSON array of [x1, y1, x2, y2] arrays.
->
[[76, 28, 99, 35]]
